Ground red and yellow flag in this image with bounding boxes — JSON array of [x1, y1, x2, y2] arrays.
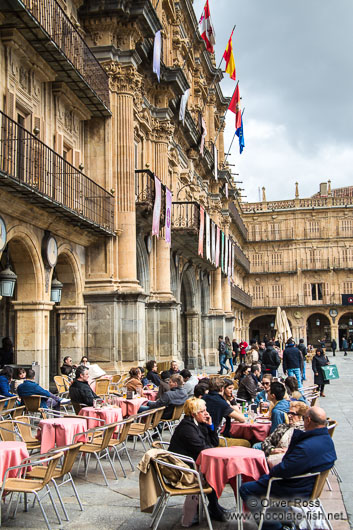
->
[[223, 30, 236, 81]]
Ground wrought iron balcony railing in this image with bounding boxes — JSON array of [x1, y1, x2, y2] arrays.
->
[[172, 201, 200, 233], [0, 0, 110, 117], [301, 258, 330, 271], [135, 169, 166, 224], [333, 257, 353, 269], [0, 111, 114, 234], [251, 294, 338, 308], [250, 260, 297, 274]]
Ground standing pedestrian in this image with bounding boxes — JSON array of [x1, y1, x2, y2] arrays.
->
[[217, 336, 229, 375], [331, 338, 337, 357], [232, 338, 239, 365], [298, 338, 307, 381], [342, 336, 348, 356], [239, 339, 248, 365], [312, 348, 330, 397], [224, 336, 234, 372], [282, 338, 303, 389]]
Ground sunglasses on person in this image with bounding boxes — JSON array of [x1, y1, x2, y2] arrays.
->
[[262, 381, 271, 386]]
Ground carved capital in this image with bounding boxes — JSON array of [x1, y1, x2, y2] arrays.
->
[[104, 62, 142, 96], [153, 119, 175, 143]]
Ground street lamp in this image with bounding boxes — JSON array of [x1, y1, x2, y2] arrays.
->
[[315, 318, 320, 326], [348, 318, 353, 327], [270, 321, 275, 329], [0, 247, 17, 297], [50, 276, 63, 303]]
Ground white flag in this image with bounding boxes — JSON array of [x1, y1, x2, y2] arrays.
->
[[205, 213, 211, 261], [179, 89, 190, 124], [153, 31, 161, 82]]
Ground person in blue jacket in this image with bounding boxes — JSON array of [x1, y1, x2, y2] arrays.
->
[[0, 366, 16, 398], [18, 368, 61, 409], [240, 406, 337, 530], [269, 381, 290, 433]]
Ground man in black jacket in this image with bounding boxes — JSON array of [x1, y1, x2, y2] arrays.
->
[[283, 339, 303, 389], [262, 341, 281, 376], [69, 366, 99, 406], [298, 338, 307, 381]]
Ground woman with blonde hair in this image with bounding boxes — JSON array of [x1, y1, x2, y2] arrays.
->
[[169, 397, 228, 522]]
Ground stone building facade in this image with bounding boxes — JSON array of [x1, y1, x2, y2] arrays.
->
[[0, 0, 249, 385], [242, 182, 353, 349]]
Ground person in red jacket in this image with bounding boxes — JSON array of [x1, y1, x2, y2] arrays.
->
[[239, 340, 248, 364]]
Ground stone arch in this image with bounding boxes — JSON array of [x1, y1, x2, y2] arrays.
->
[[306, 312, 331, 347], [249, 314, 277, 343], [338, 311, 353, 348], [56, 244, 84, 306], [179, 264, 199, 310], [6, 226, 44, 301], [136, 236, 150, 295]]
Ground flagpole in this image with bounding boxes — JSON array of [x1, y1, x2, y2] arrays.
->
[[213, 81, 239, 145], [222, 107, 245, 166], [201, 24, 236, 113]]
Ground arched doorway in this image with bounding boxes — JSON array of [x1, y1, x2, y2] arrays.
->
[[338, 312, 353, 349], [306, 313, 331, 348], [249, 314, 276, 344], [179, 266, 199, 369], [50, 250, 82, 383]]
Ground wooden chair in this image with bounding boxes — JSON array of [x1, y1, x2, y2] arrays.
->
[[105, 418, 134, 476], [22, 395, 47, 414], [53, 376, 69, 398], [147, 407, 166, 443], [151, 453, 213, 530], [26, 442, 83, 522], [326, 419, 341, 488], [218, 438, 251, 448], [159, 403, 185, 436], [74, 423, 118, 486], [257, 469, 334, 530], [128, 409, 155, 451], [61, 374, 71, 391], [12, 417, 41, 452], [109, 374, 122, 394], [0, 451, 63, 530], [94, 378, 110, 397]]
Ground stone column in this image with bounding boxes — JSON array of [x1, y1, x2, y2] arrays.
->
[[56, 306, 86, 364], [153, 121, 174, 300], [211, 268, 223, 311], [12, 301, 54, 387], [108, 64, 142, 292]]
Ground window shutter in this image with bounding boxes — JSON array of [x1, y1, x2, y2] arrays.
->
[[304, 283, 311, 297]]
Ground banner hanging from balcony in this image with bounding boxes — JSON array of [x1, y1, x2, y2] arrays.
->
[[153, 30, 161, 82], [211, 221, 216, 264], [228, 240, 232, 278], [221, 231, 224, 271], [198, 206, 205, 256], [165, 188, 172, 244], [224, 235, 228, 275], [216, 226, 220, 267], [152, 175, 162, 237], [205, 213, 211, 261], [231, 242, 235, 278]]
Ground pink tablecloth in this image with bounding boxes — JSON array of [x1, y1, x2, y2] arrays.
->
[[79, 406, 123, 429], [144, 390, 158, 401], [0, 441, 30, 481], [38, 418, 87, 454], [113, 397, 147, 417], [196, 446, 269, 498], [222, 422, 271, 442]]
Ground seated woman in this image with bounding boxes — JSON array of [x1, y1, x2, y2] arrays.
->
[[13, 367, 26, 393], [169, 397, 227, 522], [126, 367, 145, 395], [285, 376, 308, 403], [256, 401, 308, 468], [0, 366, 16, 398], [80, 356, 90, 367], [234, 363, 250, 383], [138, 366, 149, 387]]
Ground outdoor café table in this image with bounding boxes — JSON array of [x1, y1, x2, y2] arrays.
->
[[37, 417, 87, 454], [196, 446, 269, 530], [0, 441, 29, 481], [221, 420, 272, 443], [79, 405, 123, 429], [143, 390, 158, 401], [113, 397, 148, 417]]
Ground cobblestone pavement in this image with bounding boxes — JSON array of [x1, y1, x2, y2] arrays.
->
[[2, 358, 351, 530]]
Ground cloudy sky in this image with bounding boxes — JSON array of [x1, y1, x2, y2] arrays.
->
[[192, 0, 353, 202]]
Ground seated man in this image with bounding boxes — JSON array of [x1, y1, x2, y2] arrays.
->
[[145, 374, 187, 419], [69, 366, 99, 407], [166, 360, 180, 378], [180, 369, 199, 398], [237, 363, 262, 403], [60, 356, 77, 381], [269, 381, 291, 433], [203, 377, 245, 435], [145, 360, 161, 387], [18, 369, 62, 409], [240, 406, 337, 530]]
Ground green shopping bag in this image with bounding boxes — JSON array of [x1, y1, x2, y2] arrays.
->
[[321, 365, 339, 380]]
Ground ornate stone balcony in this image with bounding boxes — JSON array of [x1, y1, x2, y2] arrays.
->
[[231, 285, 252, 308], [0, 111, 114, 234], [0, 0, 110, 117]]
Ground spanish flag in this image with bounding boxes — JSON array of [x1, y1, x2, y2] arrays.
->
[[228, 84, 242, 130], [223, 30, 236, 81]]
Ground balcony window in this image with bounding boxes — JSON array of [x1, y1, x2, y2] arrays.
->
[[311, 283, 323, 301]]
